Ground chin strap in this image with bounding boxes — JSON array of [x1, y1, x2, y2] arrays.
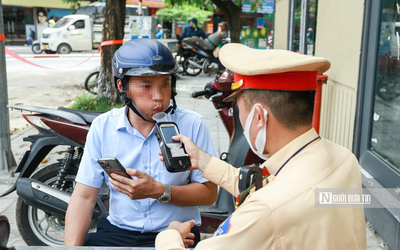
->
[[120, 85, 177, 123]]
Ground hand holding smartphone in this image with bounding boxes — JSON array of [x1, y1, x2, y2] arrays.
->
[[97, 158, 132, 179]]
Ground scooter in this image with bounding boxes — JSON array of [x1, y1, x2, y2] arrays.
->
[[0, 70, 262, 244], [180, 38, 230, 77], [31, 40, 43, 54], [0, 105, 109, 246]]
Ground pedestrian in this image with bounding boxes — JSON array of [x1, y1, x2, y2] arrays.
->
[[156, 24, 164, 39], [64, 39, 217, 248], [155, 44, 366, 249]]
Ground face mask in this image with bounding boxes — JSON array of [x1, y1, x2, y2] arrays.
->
[[243, 103, 270, 160]]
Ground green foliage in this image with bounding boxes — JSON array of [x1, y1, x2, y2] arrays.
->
[[60, 0, 80, 9], [68, 92, 124, 111], [156, 4, 213, 25]]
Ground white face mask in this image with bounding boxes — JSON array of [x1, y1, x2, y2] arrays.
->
[[243, 103, 270, 160]]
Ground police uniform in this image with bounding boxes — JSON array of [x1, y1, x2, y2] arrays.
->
[[155, 44, 367, 250]]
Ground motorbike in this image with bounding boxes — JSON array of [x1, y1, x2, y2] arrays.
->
[[376, 52, 400, 101], [31, 40, 43, 54], [0, 69, 262, 245], [0, 105, 108, 246], [179, 38, 230, 77]]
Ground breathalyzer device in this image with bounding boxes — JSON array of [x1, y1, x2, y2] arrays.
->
[[153, 113, 191, 172]]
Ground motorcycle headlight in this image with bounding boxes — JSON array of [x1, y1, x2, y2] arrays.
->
[[49, 32, 59, 39]]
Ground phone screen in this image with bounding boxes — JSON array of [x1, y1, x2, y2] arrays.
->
[[161, 126, 180, 144]]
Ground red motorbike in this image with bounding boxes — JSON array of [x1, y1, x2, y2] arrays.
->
[[376, 53, 400, 101]]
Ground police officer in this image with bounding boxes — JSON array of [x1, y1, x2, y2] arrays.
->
[[155, 44, 367, 249]]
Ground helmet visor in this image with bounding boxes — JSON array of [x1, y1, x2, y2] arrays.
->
[[124, 63, 179, 76]]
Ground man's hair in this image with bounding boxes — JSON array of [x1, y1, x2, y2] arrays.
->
[[241, 89, 315, 130], [221, 21, 229, 31]]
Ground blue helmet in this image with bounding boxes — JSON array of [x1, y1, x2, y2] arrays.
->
[[112, 39, 179, 89]]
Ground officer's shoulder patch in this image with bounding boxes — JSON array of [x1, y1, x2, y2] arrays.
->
[[213, 214, 233, 237]]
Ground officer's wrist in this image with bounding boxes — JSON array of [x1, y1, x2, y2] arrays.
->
[[198, 152, 212, 172]]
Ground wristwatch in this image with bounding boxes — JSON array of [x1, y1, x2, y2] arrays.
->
[[157, 184, 171, 204]]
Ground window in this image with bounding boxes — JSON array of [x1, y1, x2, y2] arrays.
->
[[288, 0, 318, 55], [356, 0, 400, 188], [73, 20, 85, 29]]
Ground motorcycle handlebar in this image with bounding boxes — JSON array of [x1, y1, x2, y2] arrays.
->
[[192, 90, 210, 98]]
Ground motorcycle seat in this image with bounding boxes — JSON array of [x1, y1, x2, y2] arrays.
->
[[57, 107, 104, 124], [184, 44, 214, 55]]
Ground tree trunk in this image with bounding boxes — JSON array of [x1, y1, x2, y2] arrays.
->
[[212, 0, 242, 43], [97, 0, 126, 105]]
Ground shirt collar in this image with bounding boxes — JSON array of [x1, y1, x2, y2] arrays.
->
[[262, 128, 319, 175], [115, 106, 156, 139]]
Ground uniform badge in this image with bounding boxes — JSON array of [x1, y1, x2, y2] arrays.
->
[[231, 79, 243, 90], [213, 214, 233, 237]]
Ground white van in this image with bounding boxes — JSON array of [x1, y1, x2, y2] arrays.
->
[[40, 3, 151, 54], [41, 14, 93, 54]]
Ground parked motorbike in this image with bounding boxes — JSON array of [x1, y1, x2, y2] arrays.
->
[[376, 52, 400, 101], [0, 70, 261, 244], [179, 38, 230, 76], [0, 105, 108, 246], [31, 40, 43, 54], [84, 65, 100, 95]]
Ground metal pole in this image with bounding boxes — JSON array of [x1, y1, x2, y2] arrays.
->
[[288, 0, 295, 51], [138, 0, 142, 16], [0, 0, 15, 171], [299, 0, 309, 54]]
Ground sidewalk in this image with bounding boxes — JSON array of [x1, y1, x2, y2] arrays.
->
[[0, 69, 391, 249]]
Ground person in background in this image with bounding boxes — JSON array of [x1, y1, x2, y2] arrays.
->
[[176, 18, 207, 57], [156, 24, 164, 39], [182, 22, 228, 52], [180, 18, 207, 40], [36, 10, 48, 40]]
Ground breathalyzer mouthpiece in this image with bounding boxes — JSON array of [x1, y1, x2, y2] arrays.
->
[[152, 112, 172, 123]]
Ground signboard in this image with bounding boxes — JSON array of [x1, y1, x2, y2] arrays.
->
[[129, 16, 156, 39], [242, 0, 274, 14], [126, 0, 165, 8], [241, 27, 268, 49]]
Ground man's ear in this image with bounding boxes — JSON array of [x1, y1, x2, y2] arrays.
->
[[254, 105, 267, 130], [117, 79, 123, 92]]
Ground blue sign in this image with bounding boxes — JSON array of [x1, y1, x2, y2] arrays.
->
[[242, 0, 274, 14]]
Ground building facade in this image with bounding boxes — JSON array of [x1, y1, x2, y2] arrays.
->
[[274, 0, 400, 249]]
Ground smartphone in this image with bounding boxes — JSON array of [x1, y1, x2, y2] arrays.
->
[[155, 122, 191, 172], [97, 158, 132, 179]]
